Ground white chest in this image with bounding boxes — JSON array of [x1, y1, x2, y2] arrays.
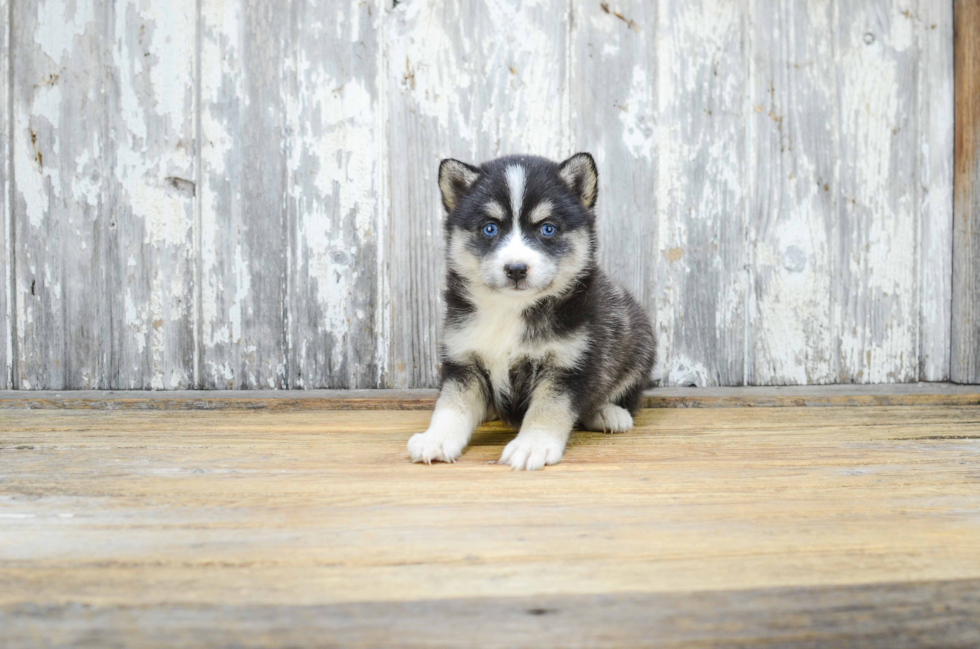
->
[[444, 306, 525, 394], [443, 299, 590, 395]]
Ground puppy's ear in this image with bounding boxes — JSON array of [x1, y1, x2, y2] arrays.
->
[[438, 159, 481, 213], [558, 152, 598, 210]]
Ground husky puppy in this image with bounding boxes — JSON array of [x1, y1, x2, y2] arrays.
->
[[407, 153, 656, 470]]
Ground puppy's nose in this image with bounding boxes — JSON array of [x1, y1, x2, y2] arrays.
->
[[504, 263, 528, 281]]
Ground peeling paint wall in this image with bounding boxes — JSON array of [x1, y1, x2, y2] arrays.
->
[[1, 0, 9, 390], [953, 0, 980, 384], [0, 0, 957, 389]]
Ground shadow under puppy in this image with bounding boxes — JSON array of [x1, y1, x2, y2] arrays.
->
[[408, 153, 656, 470]]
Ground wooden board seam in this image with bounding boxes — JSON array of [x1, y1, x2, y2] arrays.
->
[[0, 384, 978, 410]]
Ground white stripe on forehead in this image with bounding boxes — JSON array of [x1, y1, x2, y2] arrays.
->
[[505, 164, 526, 221]]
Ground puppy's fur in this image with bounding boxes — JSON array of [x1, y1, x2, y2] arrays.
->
[[407, 153, 656, 470]]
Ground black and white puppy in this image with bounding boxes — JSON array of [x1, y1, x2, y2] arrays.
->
[[407, 153, 656, 470]]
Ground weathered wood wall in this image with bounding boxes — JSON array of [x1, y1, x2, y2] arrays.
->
[[953, 0, 980, 384], [0, 0, 962, 389]]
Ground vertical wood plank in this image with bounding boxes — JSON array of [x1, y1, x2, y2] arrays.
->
[[953, 0, 980, 383], [570, 1, 658, 321], [200, 0, 289, 388], [0, 0, 9, 389], [747, 0, 837, 385], [284, 0, 386, 389], [656, 0, 747, 386], [836, 0, 919, 384], [386, 0, 569, 388], [201, 0, 386, 389], [105, 0, 197, 388], [12, 0, 105, 389], [918, 0, 954, 382], [12, 0, 197, 390]]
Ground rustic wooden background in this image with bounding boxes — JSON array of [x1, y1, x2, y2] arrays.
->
[[1, 0, 970, 390]]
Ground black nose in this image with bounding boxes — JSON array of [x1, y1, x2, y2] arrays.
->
[[504, 263, 528, 281]]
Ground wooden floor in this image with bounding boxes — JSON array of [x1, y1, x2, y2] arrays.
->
[[2, 397, 980, 647]]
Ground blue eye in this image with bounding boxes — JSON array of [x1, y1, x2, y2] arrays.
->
[[482, 223, 498, 237], [540, 223, 556, 237]]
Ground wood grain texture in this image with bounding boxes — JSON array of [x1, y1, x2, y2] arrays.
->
[[0, 0, 8, 390], [386, 0, 569, 388], [953, 0, 980, 383], [105, 0, 197, 389], [919, 0, 954, 382], [643, 384, 980, 408], [570, 1, 657, 317], [2, 383, 979, 410], [10, 0, 196, 390], [656, 0, 748, 387], [3, 580, 979, 648], [283, 0, 387, 389], [199, 0, 290, 388], [0, 0, 964, 390], [1, 406, 979, 645], [200, 0, 387, 390], [0, 579, 980, 649], [12, 0, 106, 389], [748, 0, 836, 385], [836, 0, 919, 384], [750, 0, 953, 386]]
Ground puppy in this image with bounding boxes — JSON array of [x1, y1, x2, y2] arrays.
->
[[407, 153, 656, 470]]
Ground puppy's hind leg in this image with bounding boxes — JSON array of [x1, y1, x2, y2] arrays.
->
[[582, 403, 633, 433], [584, 374, 643, 433], [408, 375, 486, 464]]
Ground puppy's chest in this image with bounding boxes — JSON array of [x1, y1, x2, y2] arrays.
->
[[445, 309, 530, 390], [444, 307, 588, 393]]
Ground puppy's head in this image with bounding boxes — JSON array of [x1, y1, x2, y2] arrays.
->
[[439, 153, 598, 299]]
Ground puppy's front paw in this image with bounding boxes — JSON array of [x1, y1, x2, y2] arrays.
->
[[583, 404, 633, 433], [499, 430, 565, 471], [407, 428, 467, 464]]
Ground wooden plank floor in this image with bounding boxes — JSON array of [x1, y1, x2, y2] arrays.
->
[[2, 404, 980, 647]]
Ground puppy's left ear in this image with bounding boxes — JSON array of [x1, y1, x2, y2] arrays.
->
[[558, 152, 598, 210], [438, 159, 481, 213]]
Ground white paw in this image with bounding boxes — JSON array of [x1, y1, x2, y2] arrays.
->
[[499, 430, 566, 471], [583, 404, 633, 433], [407, 427, 468, 464]]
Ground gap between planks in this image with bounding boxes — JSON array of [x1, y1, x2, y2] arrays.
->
[[0, 383, 978, 410]]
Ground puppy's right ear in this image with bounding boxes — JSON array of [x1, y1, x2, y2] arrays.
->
[[438, 159, 481, 213]]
